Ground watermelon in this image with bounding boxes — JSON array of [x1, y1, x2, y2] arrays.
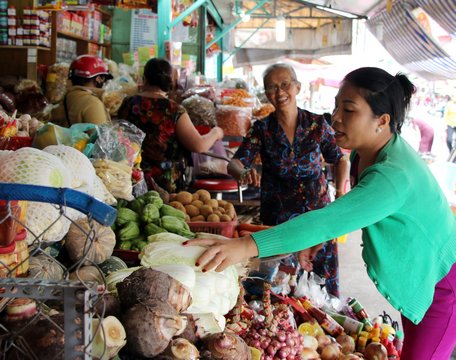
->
[[98, 256, 128, 276]]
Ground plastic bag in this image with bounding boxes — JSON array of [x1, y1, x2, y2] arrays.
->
[[32, 122, 98, 156], [294, 270, 341, 310], [182, 85, 216, 102], [91, 119, 145, 167], [90, 120, 145, 201], [102, 80, 127, 116], [244, 254, 296, 296], [215, 105, 252, 136], [182, 95, 217, 127], [45, 63, 70, 104], [191, 140, 228, 177]]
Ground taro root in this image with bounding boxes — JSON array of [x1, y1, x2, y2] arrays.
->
[[93, 292, 121, 317], [123, 300, 187, 358], [163, 338, 199, 360], [178, 314, 198, 344], [92, 316, 126, 359], [201, 332, 251, 360], [20, 313, 65, 359], [116, 267, 192, 313]]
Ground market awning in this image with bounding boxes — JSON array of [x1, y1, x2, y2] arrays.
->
[[231, 20, 353, 66], [415, 0, 456, 35], [366, 1, 456, 81]]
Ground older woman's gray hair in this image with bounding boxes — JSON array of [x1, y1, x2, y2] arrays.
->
[[262, 63, 298, 86]]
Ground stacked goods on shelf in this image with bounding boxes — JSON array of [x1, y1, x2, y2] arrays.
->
[[3, 5, 51, 47], [0, 1, 9, 45], [56, 8, 111, 46]]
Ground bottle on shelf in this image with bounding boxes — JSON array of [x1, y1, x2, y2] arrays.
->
[[300, 298, 344, 337], [324, 308, 364, 335], [348, 297, 373, 331]]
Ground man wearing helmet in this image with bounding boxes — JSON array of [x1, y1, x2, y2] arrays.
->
[[52, 54, 112, 126]]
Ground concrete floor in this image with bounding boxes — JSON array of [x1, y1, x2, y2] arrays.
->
[[339, 230, 456, 359], [338, 230, 399, 323]]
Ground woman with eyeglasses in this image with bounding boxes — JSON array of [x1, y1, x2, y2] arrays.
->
[[226, 63, 350, 297], [186, 67, 456, 359]]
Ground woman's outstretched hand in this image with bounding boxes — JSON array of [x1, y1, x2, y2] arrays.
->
[[183, 235, 259, 272], [298, 243, 324, 271]]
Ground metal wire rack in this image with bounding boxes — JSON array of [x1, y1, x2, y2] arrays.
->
[[0, 183, 117, 360]]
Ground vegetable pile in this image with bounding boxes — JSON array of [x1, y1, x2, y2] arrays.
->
[[113, 190, 195, 251]]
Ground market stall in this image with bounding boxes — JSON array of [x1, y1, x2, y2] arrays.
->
[[1, 1, 455, 359]]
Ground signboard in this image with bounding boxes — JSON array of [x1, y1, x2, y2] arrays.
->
[[130, 9, 157, 52]]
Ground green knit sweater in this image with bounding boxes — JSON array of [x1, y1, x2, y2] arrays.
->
[[253, 134, 456, 324]]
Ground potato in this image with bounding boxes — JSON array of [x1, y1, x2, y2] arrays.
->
[[199, 204, 213, 217], [176, 191, 193, 205], [207, 214, 220, 222], [225, 208, 236, 220], [191, 192, 199, 201], [191, 200, 204, 208], [223, 202, 235, 211], [168, 193, 178, 202], [217, 199, 227, 206], [196, 189, 211, 202], [216, 206, 226, 214], [204, 198, 219, 209], [169, 201, 186, 213], [213, 211, 223, 217], [185, 204, 200, 218], [190, 215, 205, 222], [219, 214, 232, 222]]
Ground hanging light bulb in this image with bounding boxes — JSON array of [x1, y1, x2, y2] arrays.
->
[[276, 15, 286, 42]]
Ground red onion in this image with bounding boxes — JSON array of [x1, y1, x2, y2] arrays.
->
[[261, 339, 270, 349], [277, 331, 286, 342], [267, 344, 276, 355]]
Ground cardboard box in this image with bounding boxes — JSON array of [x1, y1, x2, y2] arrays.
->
[[56, 11, 71, 33]]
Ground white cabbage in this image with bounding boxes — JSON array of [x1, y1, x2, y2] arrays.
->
[[139, 233, 241, 331]]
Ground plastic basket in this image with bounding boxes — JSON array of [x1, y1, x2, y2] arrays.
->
[[188, 219, 238, 238]]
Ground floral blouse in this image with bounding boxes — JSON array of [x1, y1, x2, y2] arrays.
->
[[234, 108, 344, 225], [118, 96, 191, 193]]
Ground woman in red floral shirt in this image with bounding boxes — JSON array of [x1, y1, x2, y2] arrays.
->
[[118, 58, 224, 193], [228, 63, 350, 296]]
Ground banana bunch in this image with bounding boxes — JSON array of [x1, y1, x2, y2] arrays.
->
[[93, 159, 134, 201]]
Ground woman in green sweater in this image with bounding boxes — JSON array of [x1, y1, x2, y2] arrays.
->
[[185, 67, 456, 359]]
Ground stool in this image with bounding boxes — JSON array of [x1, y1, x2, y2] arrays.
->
[[191, 178, 247, 202]]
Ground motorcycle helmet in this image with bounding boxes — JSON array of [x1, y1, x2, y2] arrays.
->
[[69, 55, 113, 79]]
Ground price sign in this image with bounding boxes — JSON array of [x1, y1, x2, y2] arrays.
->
[[130, 8, 157, 52]]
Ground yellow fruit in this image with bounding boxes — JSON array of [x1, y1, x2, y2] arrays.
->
[[298, 321, 325, 337], [249, 346, 261, 360]]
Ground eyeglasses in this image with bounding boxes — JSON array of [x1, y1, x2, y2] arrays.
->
[[264, 80, 296, 94]]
